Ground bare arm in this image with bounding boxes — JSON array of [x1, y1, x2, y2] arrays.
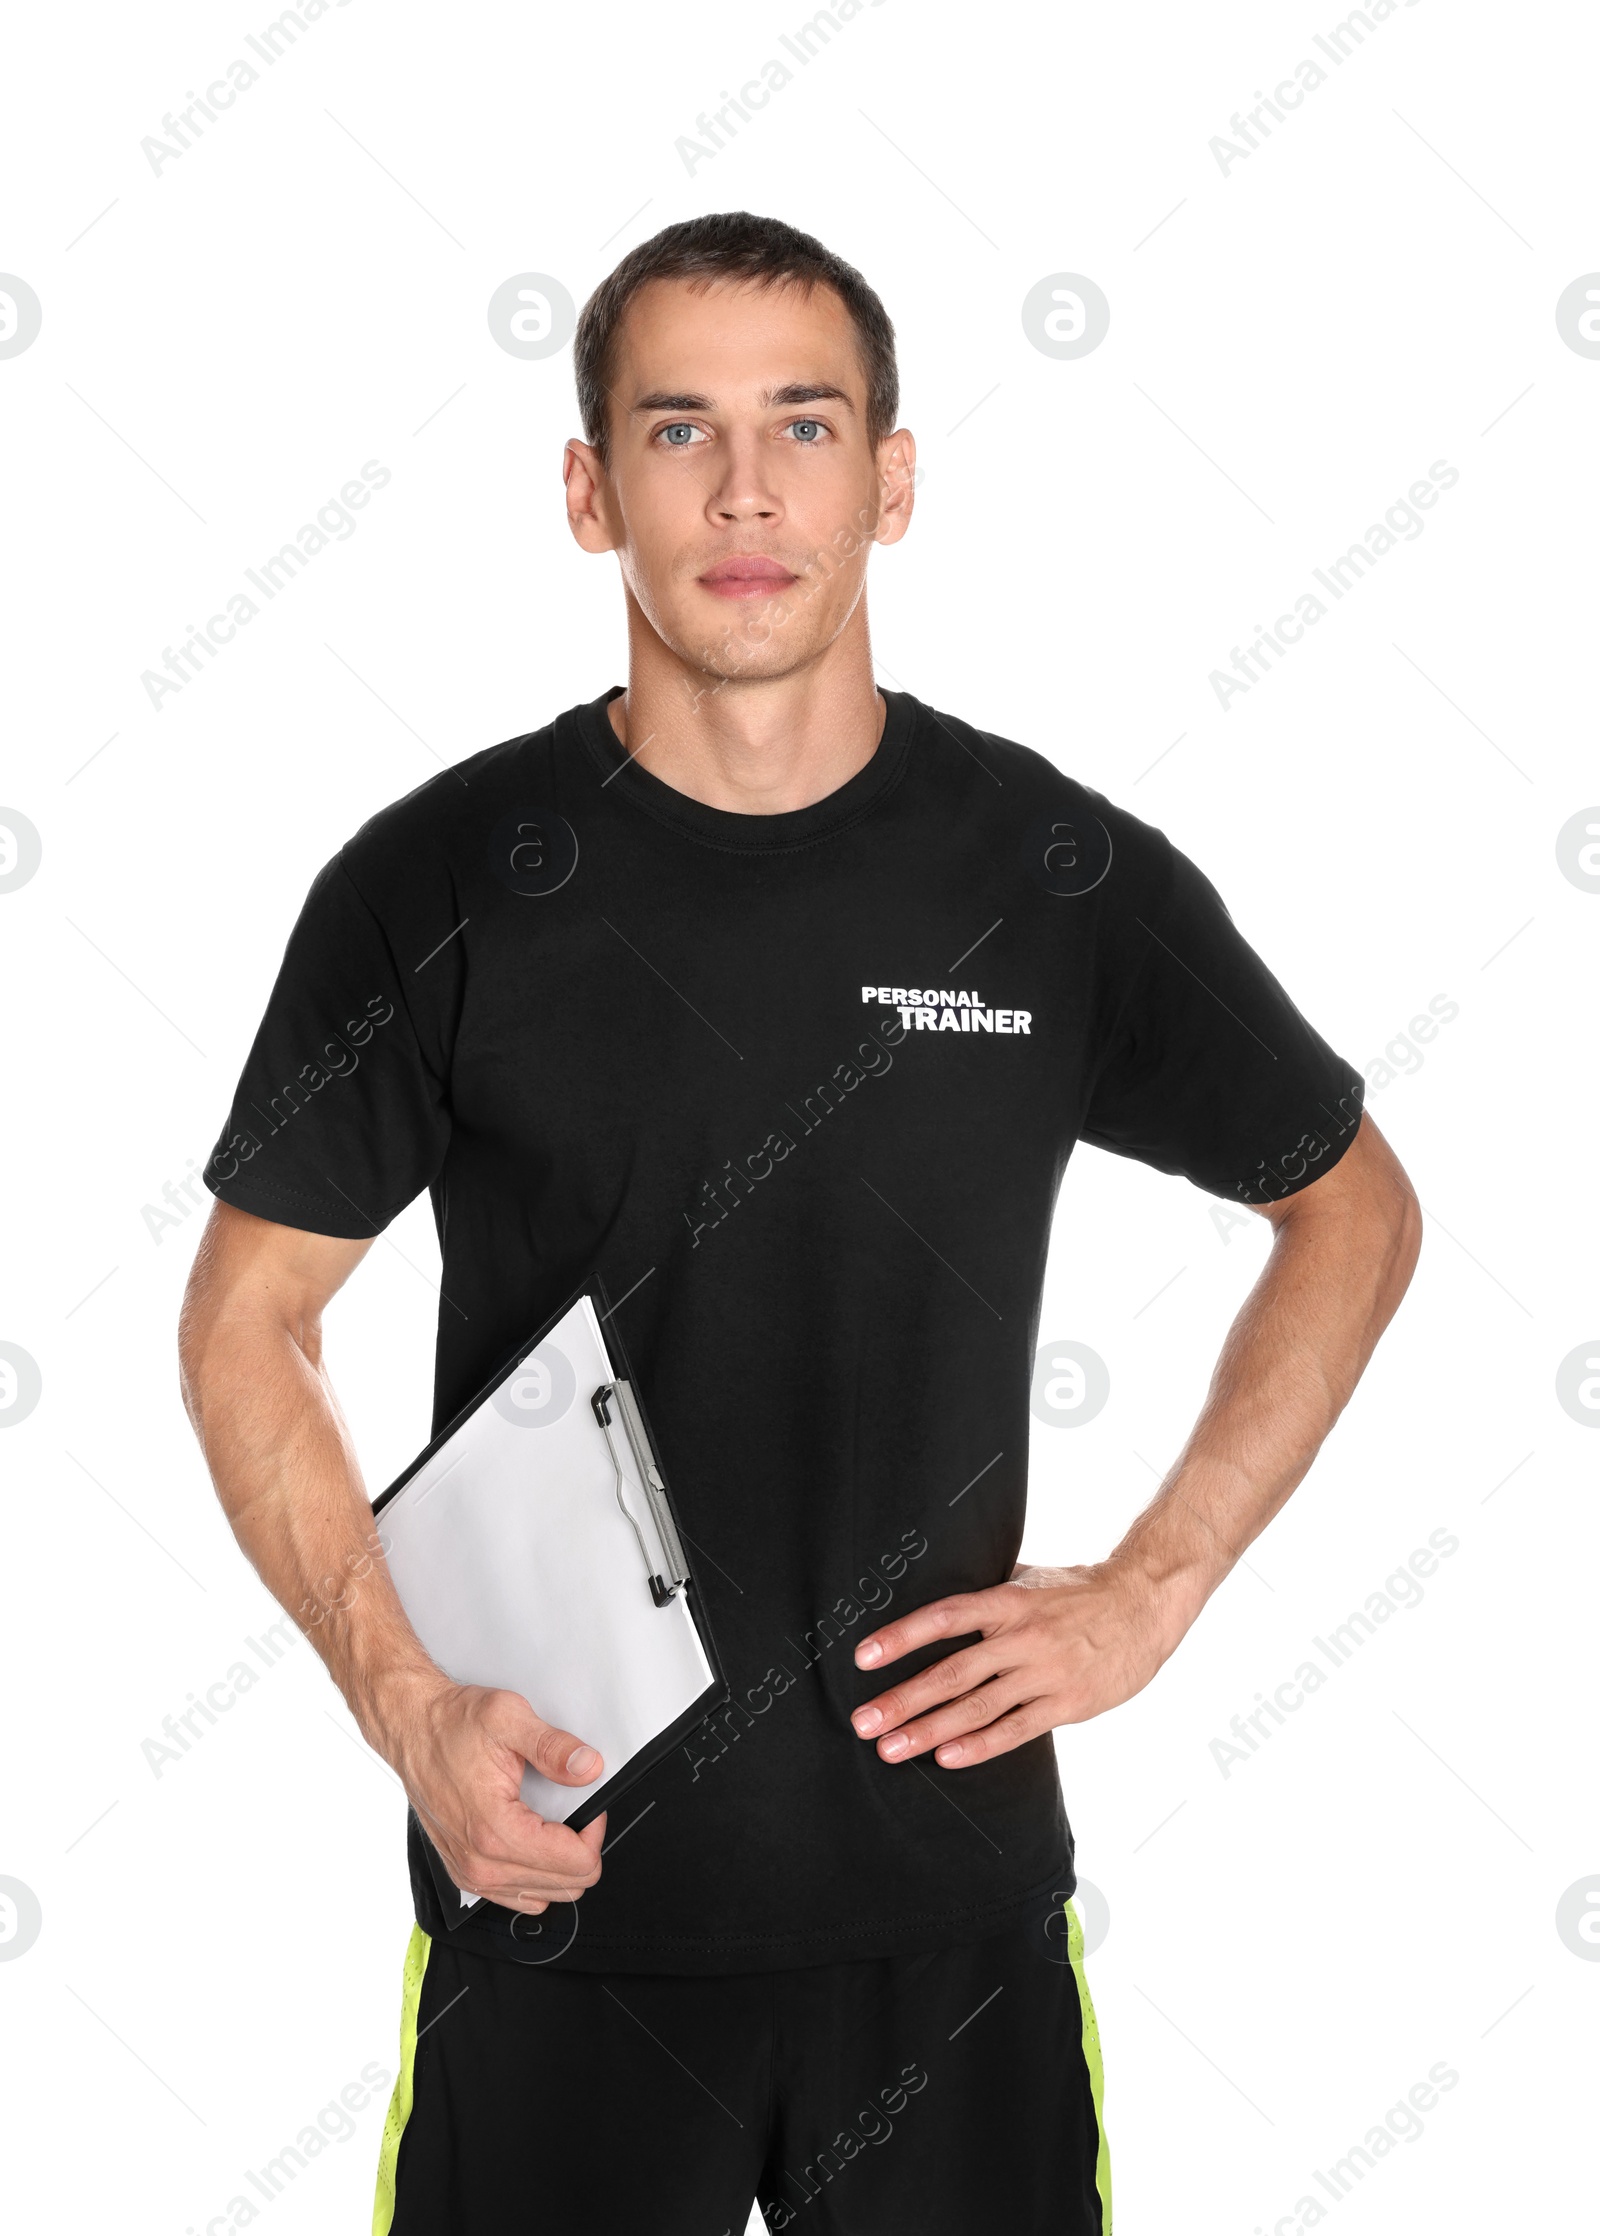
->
[[847, 1112, 1423, 1766], [178, 1199, 606, 1910]]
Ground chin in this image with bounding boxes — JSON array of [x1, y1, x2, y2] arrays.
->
[[670, 615, 830, 690]]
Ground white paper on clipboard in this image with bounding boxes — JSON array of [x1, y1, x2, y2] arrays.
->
[[374, 1293, 719, 1905]]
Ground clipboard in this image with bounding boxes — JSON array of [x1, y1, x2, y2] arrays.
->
[[371, 1276, 727, 1923]]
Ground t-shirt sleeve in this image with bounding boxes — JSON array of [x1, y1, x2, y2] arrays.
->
[[201, 852, 451, 1238], [1078, 827, 1365, 1205]]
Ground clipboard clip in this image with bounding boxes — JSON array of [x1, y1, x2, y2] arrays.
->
[[591, 1381, 690, 1607]]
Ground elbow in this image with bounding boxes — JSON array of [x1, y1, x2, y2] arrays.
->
[[176, 1214, 233, 1440], [1344, 1112, 1423, 1296], [1370, 1165, 1423, 1320], [1395, 1177, 1423, 1263], [176, 1278, 218, 1444]]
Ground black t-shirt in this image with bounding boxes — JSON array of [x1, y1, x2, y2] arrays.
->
[[202, 686, 1364, 1975]]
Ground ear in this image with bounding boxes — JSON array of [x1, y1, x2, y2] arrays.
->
[[873, 429, 917, 549], [564, 439, 618, 554]]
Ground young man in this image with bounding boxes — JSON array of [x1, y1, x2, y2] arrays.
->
[[180, 213, 1420, 2234]]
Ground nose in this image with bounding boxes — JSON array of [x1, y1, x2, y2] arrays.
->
[[705, 431, 784, 527]]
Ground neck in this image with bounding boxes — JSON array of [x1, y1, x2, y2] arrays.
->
[[606, 600, 886, 814]]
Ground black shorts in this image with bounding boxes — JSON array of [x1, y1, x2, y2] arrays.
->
[[373, 1895, 1111, 2235]]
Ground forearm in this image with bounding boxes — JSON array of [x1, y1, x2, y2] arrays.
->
[[177, 1204, 608, 1905], [179, 1304, 438, 1759], [1110, 1172, 1423, 1645], [854, 1124, 1423, 1762]]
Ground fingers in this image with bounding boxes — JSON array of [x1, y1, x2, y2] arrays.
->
[[482, 1690, 604, 1788], [851, 1642, 1000, 1744], [490, 1812, 607, 1914], [853, 1585, 1010, 1673], [871, 1683, 1001, 1761], [926, 1702, 1039, 1766], [408, 1686, 611, 1917], [432, 1798, 604, 1914], [872, 1686, 1041, 1767], [849, 1630, 1044, 1763]]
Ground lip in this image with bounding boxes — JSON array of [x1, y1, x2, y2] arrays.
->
[[696, 556, 799, 599]]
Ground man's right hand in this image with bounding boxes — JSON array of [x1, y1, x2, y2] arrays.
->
[[390, 1678, 607, 1915]]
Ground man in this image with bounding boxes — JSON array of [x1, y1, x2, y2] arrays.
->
[[180, 212, 1420, 2234]]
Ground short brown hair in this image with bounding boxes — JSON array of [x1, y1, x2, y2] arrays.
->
[[574, 211, 898, 468]]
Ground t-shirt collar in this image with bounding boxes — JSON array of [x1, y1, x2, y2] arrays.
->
[[566, 684, 916, 851]]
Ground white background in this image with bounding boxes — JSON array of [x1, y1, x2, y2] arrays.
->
[[2, 0, 1595, 2229]]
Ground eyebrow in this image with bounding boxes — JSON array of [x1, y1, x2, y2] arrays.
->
[[630, 382, 857, 417]]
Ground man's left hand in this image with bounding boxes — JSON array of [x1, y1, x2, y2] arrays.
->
[[849, 1559, 1191, 1767]]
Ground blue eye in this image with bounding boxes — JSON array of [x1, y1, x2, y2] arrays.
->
[[791, 420, 822, 442], [661, 422, 698, 446]]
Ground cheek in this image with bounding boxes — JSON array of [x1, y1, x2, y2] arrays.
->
[[616, 542, 678, 635], [619, 466, 711, 566], [776, 434, 869, 511], [783, 526, 873, 628]]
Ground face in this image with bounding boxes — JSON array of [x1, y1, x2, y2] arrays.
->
[[565, 275, 914, 691]]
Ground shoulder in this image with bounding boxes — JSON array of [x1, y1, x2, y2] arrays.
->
[[908, 694, 1179, 906], [331, 716, 561, 919], [342, 719, 555, 862]]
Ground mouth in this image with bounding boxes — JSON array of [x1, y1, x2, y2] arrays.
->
[[696, 556, 799, 600]]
